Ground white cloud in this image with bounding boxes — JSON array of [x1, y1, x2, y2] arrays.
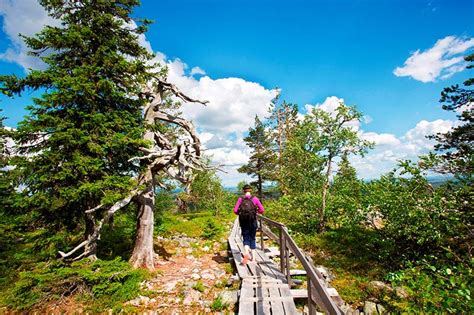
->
[[352, 119, 455, 178], [0, 0, 60, 70], [190, 66, 206, 76], [0, 2, 278, 186], [394, 36, 474, 82], [360, 132, 400, 146]]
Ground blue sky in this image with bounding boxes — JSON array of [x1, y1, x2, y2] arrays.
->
[[1, 0, 473, 185]]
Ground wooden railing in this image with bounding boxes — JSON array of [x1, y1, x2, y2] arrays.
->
[[257, 214, 343, 315]]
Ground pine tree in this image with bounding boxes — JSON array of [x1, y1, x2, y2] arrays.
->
[[267, 96, 299, 191], [433, 53, 473, 178], [0, 0, 155, 260], [238, 116, 275, 199], [330, 152, 362, 227]]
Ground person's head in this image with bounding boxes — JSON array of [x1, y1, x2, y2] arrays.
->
[[242, 184, 252, 196]]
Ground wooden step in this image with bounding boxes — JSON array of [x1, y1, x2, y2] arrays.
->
[[290, 269, 307, 276], [290, 289, 308, 299]]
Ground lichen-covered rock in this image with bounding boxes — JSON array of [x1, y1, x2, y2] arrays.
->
[[364, 301, 378, 315]]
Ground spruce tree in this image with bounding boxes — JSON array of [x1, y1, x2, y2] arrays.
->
[[238, 116, 275, 199], [0, 0, 155, 259]]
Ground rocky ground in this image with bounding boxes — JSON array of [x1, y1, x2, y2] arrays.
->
[[123, 235, 240, 314]]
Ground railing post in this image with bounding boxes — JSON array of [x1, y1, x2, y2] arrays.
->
[[260, 216, 264, 251], [279, 228, 285, 274], [307, 275, 314, 315], [286, 242, 291, 285]]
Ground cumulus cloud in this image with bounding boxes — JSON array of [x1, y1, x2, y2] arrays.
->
[[352, 119, 455, 178], [0, 1, 278, 186], [394, 36, 474, 82], [0, 0, 60, 70]]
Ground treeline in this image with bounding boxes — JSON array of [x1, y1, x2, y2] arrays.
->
[[238, 57, 473, 313]]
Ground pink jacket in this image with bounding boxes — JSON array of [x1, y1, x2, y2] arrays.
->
[[233, 195, 265, 215]]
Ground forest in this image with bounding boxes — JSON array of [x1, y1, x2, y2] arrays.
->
[[0, 0, 472, 313]]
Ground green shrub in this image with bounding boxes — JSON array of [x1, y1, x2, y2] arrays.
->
[[3, 257, 148, 311], [192, 280, 205, 292], [210, 295, 228, 311], [385, 257, 473, 314]]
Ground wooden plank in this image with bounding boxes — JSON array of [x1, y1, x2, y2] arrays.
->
[[240, 296, 294, 302], [290, 289, 308, 299], [229, 239, 250, 278], [239, 284, 255, 315], [269, 283, 285, 315], [256, 286, 271, 315], [290, 269, 307, 276]]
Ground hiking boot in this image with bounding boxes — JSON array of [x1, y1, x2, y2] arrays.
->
[[241, 254, 250, 265]]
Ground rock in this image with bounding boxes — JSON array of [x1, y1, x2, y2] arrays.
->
[[203, 246, 210, 252], [219, 290, 238, 305], [183, 289, 202, 306], [363, 301, 378, 315], [126, 295, 151, 306], [163, 280, 178, 292], [315, 265, 335, 281], [192, 268, 200, 273], [201, 272, 216, 280], [368, 281, 392, 293], [180, 267, 190, 273], [214, 269, 226, 278], [377, 304, 387, 314], [395, 286, 409, 299], [191, 273, 201, 280]]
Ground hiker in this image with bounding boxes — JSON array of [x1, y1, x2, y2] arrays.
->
[[233, 184, 265, 264]]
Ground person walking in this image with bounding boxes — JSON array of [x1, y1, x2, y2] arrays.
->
[[233, 184, 265, 264]]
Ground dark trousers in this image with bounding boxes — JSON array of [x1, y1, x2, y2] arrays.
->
[[240, 219, 257, 250]]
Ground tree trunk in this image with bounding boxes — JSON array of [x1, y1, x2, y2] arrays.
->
[[84, 213, 98, 260], [129, 172, 156, 270], [257, 172, 263, 200], [319, 155, 333, 232]]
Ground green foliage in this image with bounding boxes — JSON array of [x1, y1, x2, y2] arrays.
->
[[202, 219, 225, 239], [188, 167, 229, 214], [385, 256, 473, 314], [156, 210, 233, 239], [433, 52, 473, 177], [0, 0, 158, 260], [238, 115, 276, 199], [192, 280, 205, 293], [328, 153, 364, 228], [2, 258, 148, 311], [210, 295, 228, 311]]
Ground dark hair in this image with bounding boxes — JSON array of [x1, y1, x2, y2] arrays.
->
[[242, 184, 252, 191]]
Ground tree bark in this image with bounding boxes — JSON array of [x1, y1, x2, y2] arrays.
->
[[129, 172, 156, 270], [319, 154, 333, 232], [84, 213, 98, 260]]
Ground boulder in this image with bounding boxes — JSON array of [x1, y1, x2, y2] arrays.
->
[[395, 286, 409, 299], [368, 281, 392, 293], [363, 301, 378, 315], [377, 303, 387, 314], [183, 289, 202, 306], [218, 290, 238, 305]]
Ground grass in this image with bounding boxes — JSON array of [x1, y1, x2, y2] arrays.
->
[[156, 210, 234, 240], [294, 227, 388, 306]]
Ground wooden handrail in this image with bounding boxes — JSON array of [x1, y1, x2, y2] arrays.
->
[[257, 214, 343, 315]]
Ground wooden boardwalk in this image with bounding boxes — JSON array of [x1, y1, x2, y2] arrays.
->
[[229, 218, 298, 315]]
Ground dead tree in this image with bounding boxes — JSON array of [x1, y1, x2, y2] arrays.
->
[[59, 79, 208, 269]]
